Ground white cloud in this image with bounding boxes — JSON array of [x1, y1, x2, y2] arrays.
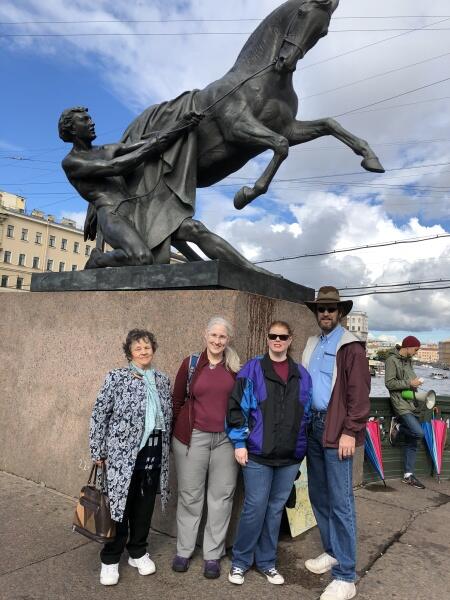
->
[[1, 0, 450, 335]]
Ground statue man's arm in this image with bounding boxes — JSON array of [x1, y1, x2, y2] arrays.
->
[[62, 140, 163, 180]]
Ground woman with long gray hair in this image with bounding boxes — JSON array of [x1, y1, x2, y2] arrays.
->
[[171, 316, 240, 579]]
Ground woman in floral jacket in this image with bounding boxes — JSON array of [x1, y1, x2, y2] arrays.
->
[[90, 328, 172, 587]]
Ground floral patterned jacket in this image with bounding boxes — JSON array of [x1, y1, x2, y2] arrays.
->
[[89, 367, 172, 522]]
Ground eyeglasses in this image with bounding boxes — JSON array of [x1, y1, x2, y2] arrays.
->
[[317, 306, 338, 314], [268, 333, 290, 341]]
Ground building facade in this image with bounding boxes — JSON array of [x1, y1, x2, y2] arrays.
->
[[0, 191, 92, 292], [415, 344, 439, 364], [439, 340, 450, 367], [344, 311, 369, 342]]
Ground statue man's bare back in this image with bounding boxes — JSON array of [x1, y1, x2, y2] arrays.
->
[[59, 106, 201, 268]]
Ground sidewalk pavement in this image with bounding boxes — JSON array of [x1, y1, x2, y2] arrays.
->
[[1, 471, 449, 600]]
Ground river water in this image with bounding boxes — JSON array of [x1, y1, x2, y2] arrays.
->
[[370, 365, 450, 397]]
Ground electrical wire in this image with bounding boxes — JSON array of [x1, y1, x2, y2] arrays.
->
[[333, 76, 450, 118], [254, 234, 450, 264]]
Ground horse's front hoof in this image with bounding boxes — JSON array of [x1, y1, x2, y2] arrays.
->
[[361, 157, 385, 173], [234, 186, 253, 210]]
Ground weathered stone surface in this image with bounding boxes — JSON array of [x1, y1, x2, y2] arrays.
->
[[30, 260, 315, 304], [0, 288, 318, 536]]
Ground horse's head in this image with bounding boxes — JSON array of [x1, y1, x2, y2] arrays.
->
[[275, 0, 339, 73]]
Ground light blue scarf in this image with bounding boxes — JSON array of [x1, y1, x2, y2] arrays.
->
[[130, 363, 166, 451]]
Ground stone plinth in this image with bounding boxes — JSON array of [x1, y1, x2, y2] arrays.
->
[[30, 260, 314, 304], [0, 288, 318, 535]]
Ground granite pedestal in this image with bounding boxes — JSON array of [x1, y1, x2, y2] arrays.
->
[[1, 265, 319, 537]]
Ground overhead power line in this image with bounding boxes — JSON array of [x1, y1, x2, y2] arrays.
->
[[302, 16, 450, 71], [302, 51, 450, 101], [3, 28, 450, 38], [340, 284, 450, 297], [254, 234, 450, 265], [2, 16, 450, 25], [333, 76, 450, 118]]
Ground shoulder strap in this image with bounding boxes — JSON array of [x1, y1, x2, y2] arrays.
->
[[186, 352, 201, 397]]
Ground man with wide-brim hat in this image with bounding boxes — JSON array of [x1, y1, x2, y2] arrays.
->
[[304, 286, 353, 319], [302, 286, 370, 600]]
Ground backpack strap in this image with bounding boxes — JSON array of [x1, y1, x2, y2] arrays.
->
[[186, 352, 201, 397]]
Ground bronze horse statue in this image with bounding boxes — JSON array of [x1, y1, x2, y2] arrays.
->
[[89, 0, 384, 266]]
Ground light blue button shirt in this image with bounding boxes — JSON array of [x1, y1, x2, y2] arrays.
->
[[309, 324, 345, 411]]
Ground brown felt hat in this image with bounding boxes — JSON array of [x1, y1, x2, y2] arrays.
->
[[305, 286, 353, 318]]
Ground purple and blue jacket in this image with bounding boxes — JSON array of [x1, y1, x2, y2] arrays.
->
[[226, 354, 312, 466]]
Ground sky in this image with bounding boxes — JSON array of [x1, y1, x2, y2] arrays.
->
[[1, 0, 450, 345]]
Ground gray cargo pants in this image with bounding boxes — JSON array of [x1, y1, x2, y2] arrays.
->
[[173, 429, 239, 559]]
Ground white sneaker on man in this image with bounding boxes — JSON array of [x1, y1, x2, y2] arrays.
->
[[128, 553, 156, 575], [320, 579, 356, 600], [305, 552, 339, 574], [100, 562, 119, 586]]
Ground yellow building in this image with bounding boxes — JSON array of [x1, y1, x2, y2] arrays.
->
[[439, 340, 450, 367], [416, 344, 439, 364], [0, 191, 92, 291]]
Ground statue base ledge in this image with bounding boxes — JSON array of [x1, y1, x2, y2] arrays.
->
[[30, 260, 314, 304]]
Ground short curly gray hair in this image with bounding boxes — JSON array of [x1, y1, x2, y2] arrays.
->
[[122, 329, 158, 361], [58, 106, 89, 142]]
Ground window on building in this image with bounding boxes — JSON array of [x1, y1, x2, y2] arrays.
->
[[49, 235, 56, 248], [35, 232, 42, 244], [32, 257, 40, 269], [1, 275, 8, 288], [3, 251, 12, 263], [46, 259, 53, 271], [6, 225, 14, 238], [21, 228, 28, 241], [18, 253, 26, 266], [59, 261, 65, 272], [73, 241, 80, 253], [71, 265, 77, 271], [16, 277, 24, 290], [85, 245, 91, 256], [61, 238, 67, 250]]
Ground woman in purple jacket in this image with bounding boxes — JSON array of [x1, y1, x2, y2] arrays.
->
[[226, 320, 312, 586]]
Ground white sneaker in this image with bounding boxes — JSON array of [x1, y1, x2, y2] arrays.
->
[[261, 568, 284, 584], [305, 552, 339, 574], [320, 579, 356, 600], [228, 566, 245, 585], [100, 562, 119, 586], [128, 553, 156, 575]]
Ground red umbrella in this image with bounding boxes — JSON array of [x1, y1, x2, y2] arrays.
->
[[422, 411, 448, 482], [365, 419, 386, 486]]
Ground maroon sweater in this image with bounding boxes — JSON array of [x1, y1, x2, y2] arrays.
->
[[172, 350, 236, 445]]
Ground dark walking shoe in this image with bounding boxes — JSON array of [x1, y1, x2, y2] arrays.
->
[[389, 417, 400, 446], [402, 474, 425, 489], [204, 559, 221, 579], [172, 555, 190, 572]]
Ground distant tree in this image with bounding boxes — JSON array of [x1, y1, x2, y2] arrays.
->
[[375, 349, 391, 362]]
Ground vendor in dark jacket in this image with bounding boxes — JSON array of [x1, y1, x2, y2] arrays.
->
[[226, 320, 312, 587], [302, 287, 370, 600]]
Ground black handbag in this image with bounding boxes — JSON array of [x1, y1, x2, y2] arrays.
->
[[72, 464, 116, 543]]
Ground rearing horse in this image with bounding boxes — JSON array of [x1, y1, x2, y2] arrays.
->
[[120, 0, 384, 263], [193, 0, 384, 210]]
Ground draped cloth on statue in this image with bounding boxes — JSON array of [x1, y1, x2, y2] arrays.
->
[[121, 90, 199, 259]]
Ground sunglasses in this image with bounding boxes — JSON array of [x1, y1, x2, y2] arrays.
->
[[268, 333, 290, 341], [317, 306, 338, 314]]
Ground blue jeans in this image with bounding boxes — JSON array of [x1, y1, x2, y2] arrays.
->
[[307, 413, 356, 582], [232, 459, 300, 571], [398, 413, 424, 474]]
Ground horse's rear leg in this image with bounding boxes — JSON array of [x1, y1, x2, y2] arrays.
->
[[225, 117, 289, 209], [287, 118, 385, 173]]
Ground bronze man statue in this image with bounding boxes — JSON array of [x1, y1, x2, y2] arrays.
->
[[58, 106, 203, 268]]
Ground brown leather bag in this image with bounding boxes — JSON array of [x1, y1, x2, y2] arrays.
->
[[72, 465, 116, 543]]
